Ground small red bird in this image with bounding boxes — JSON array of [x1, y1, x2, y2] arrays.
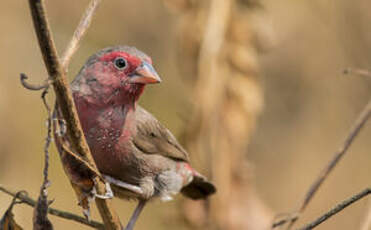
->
[[71, 46, 216, 229]]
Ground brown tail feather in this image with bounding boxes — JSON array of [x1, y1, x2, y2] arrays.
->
[[181, 174, 216, 200]]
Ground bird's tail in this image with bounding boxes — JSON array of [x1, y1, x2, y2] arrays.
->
[[181, 172, 216, 199]]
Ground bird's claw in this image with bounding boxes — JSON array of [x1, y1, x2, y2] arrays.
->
[[92, 182, 114, 200]]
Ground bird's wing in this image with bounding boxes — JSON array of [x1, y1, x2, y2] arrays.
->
[[132, 106, 190, 162]]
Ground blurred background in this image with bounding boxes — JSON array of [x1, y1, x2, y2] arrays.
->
[[1, 0, 371, 229]]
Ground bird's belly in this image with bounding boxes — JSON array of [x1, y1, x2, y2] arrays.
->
[[85, 126, 144, 185]]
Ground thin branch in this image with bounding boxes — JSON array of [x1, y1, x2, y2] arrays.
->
[[298, 188, 371, 230], [41, 88, 51, 185], [61, 0, 101, 69], [293, 99, 371, 224], [27, 0, 121, 229], [0, 185, 104, 229], [32, 88, 54, 229], [273, 98, 371, 229], [272, 213, 298, 229]]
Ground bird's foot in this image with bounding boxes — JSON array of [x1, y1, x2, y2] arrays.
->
[[103, 174, 143, 195], [92, 182, 114, 199]]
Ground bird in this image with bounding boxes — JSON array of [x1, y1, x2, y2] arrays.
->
[[70, 46, 216, 230]]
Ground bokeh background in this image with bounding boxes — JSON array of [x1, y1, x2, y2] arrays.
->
[[1, 0, 371, 229]]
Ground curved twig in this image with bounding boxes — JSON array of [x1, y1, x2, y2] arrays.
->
[[20, 73, 49, 90], [9, 191, 28, 207], [20, 0, 101, 90]]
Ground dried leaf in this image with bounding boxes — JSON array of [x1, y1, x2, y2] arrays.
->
[[54, 133, 96, 216], [52, 108, 102, 217], [0, 209, 23, 230], [0, 192, 25, 230]]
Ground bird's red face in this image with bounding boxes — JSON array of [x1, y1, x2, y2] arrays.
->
[[76, 47, 161, 106], [98, 50, 161, 85]]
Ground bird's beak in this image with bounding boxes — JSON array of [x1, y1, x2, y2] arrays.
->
[[128, 62, 161, 84]]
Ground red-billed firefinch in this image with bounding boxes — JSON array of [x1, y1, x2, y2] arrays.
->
[[71, 46, 216, 229]]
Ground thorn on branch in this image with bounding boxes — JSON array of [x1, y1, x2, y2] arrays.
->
[[20, 73, 50, 91]]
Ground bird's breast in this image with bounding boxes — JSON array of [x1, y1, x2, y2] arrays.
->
[[78, 105, 138, 180]]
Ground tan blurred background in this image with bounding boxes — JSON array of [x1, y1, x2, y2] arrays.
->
[[1, 0, 371, 229]]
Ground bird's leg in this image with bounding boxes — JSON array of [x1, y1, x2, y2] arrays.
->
[[103, 174, 143, 195], [125, 199, 147, 230]]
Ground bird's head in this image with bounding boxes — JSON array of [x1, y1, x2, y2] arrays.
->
[[72, 46, 161, 106]]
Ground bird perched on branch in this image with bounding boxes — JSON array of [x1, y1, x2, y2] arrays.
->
[[70, 46, 216, 230]]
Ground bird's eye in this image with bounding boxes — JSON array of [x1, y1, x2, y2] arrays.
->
[[114, 57, 127, 70]]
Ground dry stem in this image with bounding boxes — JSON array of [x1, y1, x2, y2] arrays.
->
[[298, 188, 371, 230], [61, 0, 101, 69], [27, 0, 121, 229], [272, 98, 371, 229]]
